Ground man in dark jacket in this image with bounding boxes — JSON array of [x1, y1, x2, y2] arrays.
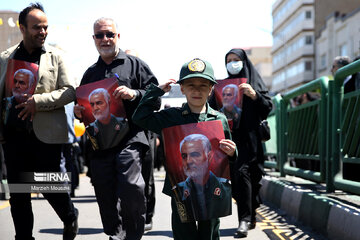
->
[[74, 17, 159, 240]]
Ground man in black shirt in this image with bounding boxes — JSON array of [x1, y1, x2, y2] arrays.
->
[[0, 3, 78, 240], [74, 17, 159, 240]]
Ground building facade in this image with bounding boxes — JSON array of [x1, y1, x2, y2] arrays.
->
[[271, 0, 315, 93], [0, 11, 22, 52], [271, 0, 360, 93], [316, 7, 360, 78], [244, 47, 273, 90]]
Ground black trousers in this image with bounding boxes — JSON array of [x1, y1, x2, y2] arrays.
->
[[90, 142, 146, 240], [142, 132, 156, 224], [231, 140, 263, 224], [62, 143, 80, 195], [231, 162, 262, 223], [3, 131, 77, 240]]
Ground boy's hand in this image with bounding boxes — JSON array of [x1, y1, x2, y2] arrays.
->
[[219, 139, 236, 157], [74, 104, 85, 119], [239, 83, 257, 100], [159, 79, 177, 92]]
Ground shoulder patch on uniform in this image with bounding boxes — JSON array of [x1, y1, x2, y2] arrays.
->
[[176, 201, 189, 223], [214, 187, 221, 196], [183, 189, 190, 198]]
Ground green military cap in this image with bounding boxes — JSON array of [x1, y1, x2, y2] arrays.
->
[[177, 58, 217, 84]]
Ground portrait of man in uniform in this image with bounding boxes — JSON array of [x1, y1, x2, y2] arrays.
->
[[176, 133, 232, 221], [220, 84, 241, 129], [11, 69, 35, 102], [4, 69, 36, 127], [86, 88, 128, 150]]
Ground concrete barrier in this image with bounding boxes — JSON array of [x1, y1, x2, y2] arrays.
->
[[260, 175, 360, 240]]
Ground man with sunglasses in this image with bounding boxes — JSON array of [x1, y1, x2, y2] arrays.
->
[[74, 17, 159, 240]]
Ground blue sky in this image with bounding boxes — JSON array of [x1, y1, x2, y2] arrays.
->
[[1, 0, 276, 84]]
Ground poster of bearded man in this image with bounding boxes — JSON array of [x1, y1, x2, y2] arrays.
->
[[213, 78, 247, 130], [162, 120, 232, 222], [76, 77, 128, 150]]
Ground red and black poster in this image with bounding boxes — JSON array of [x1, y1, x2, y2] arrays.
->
[[3, 60, 39, 132], [5, 59, 39, 99], [214, 78, 247, 130], [162, 120, 232, 222], [76, 77, 128, 150]]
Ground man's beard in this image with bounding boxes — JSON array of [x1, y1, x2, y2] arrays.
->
[[93, 107, 110, 122], [12, 91, 28, 103], [96, 44, 118, 58], [184, 160, 209, 182], [223, 99, 236, 108]]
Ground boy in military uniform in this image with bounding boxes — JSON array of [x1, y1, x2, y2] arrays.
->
[[132, 58, 236, 240]]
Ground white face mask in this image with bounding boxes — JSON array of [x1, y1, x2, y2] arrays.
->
[[226, 61, 243, 75]]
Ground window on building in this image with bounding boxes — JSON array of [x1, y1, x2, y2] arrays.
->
[[305, 36, 312, 45], [305, 11, 312, 19], [305, 61, 312, 71], [339, 44, 348, 56], [320, 54, 326, 69]]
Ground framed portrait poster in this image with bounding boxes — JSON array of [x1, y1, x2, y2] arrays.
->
[[213, 78, 247, 130], [76, 77, 128, 150], [3, 60, 39, 133], [162, 120, 232, 222]]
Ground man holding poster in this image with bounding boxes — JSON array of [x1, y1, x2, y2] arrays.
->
[[74, 17, 158, 240], [0, 3, 78, 240]]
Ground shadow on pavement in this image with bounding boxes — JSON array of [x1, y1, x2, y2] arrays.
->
[[144, 230, 173, 237], [71, 198, 97, 203], [220, 228, 237, 237], [39, 228, 104, 235], [70, 195, 97, 203]]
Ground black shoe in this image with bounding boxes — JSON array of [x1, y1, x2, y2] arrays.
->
[[234, 221, 249, 238], [144, 221, 153, 231], [63, 208, 79, 240], [249, 221, 256, 230]]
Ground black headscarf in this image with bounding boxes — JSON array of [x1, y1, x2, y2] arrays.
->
[[225, 48, 268, 93]]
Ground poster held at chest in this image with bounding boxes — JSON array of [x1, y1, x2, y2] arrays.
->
[[3, 59, 39, 134], [76, 77, 128, 150], [214, 78, 247, 130], [162, 120, 232, 222]]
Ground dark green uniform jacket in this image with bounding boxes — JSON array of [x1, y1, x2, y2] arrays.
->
[[132, 83, 235, 196], [177, 171, 232, 221]]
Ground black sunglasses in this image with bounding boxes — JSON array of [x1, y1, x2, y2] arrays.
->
[[94, 32, 116, 39]]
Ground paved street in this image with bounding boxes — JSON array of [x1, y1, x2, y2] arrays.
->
[[0, 169, 269, 240]]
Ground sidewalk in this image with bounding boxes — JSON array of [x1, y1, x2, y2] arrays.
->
[[260, 171, 360, 240]]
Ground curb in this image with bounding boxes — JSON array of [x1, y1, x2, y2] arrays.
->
[[260, 175, 360, 240], [0, 179, 10, 200]]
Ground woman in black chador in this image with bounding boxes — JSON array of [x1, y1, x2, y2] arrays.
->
[[209, 48, 273, 238]]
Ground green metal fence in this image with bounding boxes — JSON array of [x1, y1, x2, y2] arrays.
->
[[264, 59, 360, 194], [330, 59, 360, 194]]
